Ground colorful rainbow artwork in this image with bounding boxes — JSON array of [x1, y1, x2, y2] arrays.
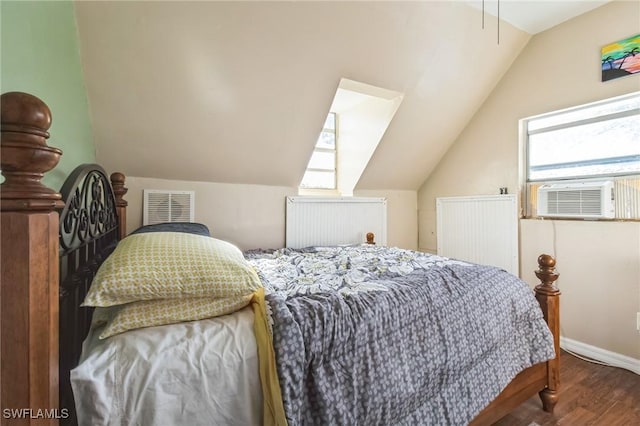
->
[[601, 33, 640, 82]]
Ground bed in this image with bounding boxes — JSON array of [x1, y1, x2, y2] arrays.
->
[[0, 91, 561, 426]]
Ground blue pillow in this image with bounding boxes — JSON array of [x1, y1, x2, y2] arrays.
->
[[130, 222, 211, 237]]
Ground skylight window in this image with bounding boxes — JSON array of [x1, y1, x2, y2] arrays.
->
[[299, 78, 404, 195], [300, 113, 337, 189]]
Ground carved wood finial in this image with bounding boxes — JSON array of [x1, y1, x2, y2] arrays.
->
[[535, 254, 560, 295], [110, 172, 128, 207], [110, 171, 128, 240], [1, 91, 63, 211], [366, 232, 375, 244]]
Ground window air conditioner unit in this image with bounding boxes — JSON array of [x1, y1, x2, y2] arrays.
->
[[537, 181, 615, 219]]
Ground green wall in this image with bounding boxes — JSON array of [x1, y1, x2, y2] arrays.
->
[[1, 0, 94, 190]]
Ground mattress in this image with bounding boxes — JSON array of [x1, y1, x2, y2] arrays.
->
[[71, 306, 262, 426]]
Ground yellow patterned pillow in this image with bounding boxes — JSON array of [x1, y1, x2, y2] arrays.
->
[[83, 232, 262, 307], [96, 294, 253, 338]]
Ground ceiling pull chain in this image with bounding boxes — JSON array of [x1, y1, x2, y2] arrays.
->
[[482, 0, 485, 29], [482, 0, 500, 45], [497, 0, 500, 45]]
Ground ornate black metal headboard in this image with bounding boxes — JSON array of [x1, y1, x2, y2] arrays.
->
[[58, 164, 123, 425]]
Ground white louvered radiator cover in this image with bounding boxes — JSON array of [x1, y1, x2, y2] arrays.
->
[[285, 197, 387, 249], [436, 194, 518, 276]]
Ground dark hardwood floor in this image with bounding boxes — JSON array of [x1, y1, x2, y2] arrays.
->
[[494, 350, 640, 426]]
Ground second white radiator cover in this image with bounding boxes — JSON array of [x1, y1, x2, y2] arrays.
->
[[436, 194, 518, 276]]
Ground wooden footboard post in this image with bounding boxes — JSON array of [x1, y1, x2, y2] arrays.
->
[[1, 92, 64, 424], [534, 254, 561, 413]]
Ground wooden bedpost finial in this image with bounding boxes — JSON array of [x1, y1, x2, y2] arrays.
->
[[366, 232, 375, 244], [1, 91, 63, 211], [534, 253, 561, 414], [535, 254, 560, 295], [110, 171, 128, 240], [110, 172, 128, 207]]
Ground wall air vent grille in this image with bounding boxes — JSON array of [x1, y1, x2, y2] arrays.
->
[[143, 190, 195, 225]]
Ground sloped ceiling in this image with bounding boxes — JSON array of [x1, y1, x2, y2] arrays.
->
[[74, 1, 532, 190]]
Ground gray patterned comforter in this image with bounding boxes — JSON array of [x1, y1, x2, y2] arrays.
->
[[245, 245, 555, 426]]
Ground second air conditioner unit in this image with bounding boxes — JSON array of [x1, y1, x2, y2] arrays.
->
[[537, 180, 615, 219]]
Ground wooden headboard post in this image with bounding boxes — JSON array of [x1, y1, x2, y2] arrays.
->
[[110, 172, 128, 240], [1, 92, 64, 423]]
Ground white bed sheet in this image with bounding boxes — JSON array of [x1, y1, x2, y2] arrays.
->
[[71, 306, 262, 426]]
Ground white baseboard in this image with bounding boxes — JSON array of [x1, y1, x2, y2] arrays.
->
[[560, 336, 640, 375]]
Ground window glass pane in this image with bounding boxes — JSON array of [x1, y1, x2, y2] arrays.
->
[[316, 131, 335, 149], [307, 150, 335, 170], [324, 113, 336, 130], [529, 95, 640, 131], [528, 115, 640, 180], [300, 170, 335, 189], [300, 112, 338, 189]]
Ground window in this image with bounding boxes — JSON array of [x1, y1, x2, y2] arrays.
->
[[522, 92, 640, 219], [300, 113, 337, 189], [298, 79, 403, 195]]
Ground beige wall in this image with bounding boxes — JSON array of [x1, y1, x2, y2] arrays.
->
[[520, 220, 640, 359], [125, 177, 418, 252], [355, 189, 418, 250], [418, 1, 640, 358]]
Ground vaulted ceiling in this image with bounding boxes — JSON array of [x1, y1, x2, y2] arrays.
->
[[72, 1, 606, 190]]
